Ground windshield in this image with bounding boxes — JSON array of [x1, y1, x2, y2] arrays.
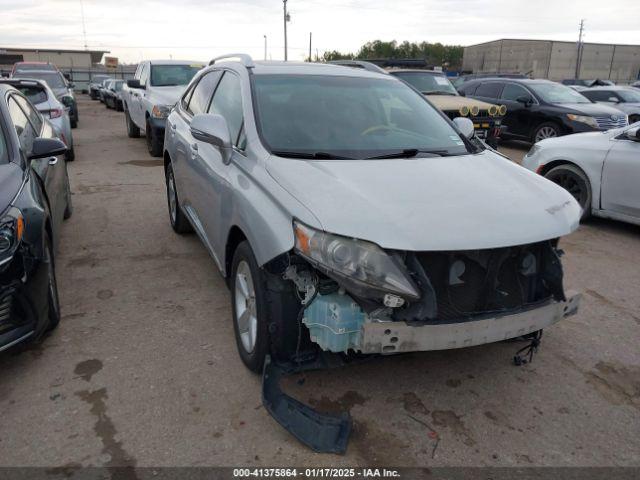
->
[[14, 71, 66, 89], [150, 64, 202, 87], [530, 83, 591, 104], [252, 74, 470, 159], [392, 72, 458, 95], [114, 81, 124, 91], [619, 89, 640, 102]]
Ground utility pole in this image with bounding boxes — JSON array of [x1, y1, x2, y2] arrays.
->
[[264, 35, 267, 61], [308, 32, 312, 62], [79, 0, 88, 50], [283, 0, 290, 61], [575, 19, 585, 80]]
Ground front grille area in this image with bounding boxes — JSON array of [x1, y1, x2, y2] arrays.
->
[[396, 240, 565, 323], [594, 115, 628, 130]]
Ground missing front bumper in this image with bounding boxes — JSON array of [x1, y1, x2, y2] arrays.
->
[[360, 291, 581, 354]]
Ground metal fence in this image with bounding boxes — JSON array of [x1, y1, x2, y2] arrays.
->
[[60, 66, 138, 93]]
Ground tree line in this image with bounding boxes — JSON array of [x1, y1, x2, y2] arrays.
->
[[319, 40, 464, 70]]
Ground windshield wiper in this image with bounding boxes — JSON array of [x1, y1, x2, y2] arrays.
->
[[271, 150, 354, 160], [365, 149, 450, 160], [422, 91, 457, 96]]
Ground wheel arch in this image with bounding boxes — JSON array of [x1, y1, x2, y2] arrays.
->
[[541, 159, 598, 211], [225, 226, 248, 281]]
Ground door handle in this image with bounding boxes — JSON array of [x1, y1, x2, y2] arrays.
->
[[48, 157, 58, 166], [171, 124, 177, 130], [190, 143, 198, 159]]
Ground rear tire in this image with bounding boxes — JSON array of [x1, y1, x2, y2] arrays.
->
[[165, 163, 192, 234], [125, 109, 140, 138], [146, 119, 163, 157], [545, 164, 592, 220], [65, 147, 75, 162]]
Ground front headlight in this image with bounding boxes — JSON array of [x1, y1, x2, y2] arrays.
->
[[293, 221, 420, 300], [567, 114, 599, 129], [0, 208, 24, 265], [151, 104, 172, 119]]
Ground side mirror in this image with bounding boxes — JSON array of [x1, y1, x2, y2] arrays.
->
[[127, 79, 144, 89], [190, 114, 233, 164], [624, 128, 640, 142], [453, 117, 475, 139], [29, 138, 67, 160], [516, 95, 532, 106]]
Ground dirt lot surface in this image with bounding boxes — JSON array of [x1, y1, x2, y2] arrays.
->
[[0, 97, 638, 468]]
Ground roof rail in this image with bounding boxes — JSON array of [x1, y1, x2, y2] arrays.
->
[[209, 54, 255, 68], [327, 60, 387, 74]]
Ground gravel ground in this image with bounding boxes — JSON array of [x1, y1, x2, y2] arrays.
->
[[0, 97, 638, 468]]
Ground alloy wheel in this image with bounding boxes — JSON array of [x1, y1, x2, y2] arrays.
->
[[535, 126, 558, 142], [45, 242, 60, 321], [550, 171, 587, 207], [167, 170, 177, 224], [234, 261, 258, 354]]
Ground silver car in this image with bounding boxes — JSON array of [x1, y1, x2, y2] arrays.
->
[[163, 55, 582, 450], [0, 78, 74, 161], [580, 86, 640, 124]]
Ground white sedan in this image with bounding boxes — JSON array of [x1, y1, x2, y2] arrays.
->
[[523, 122, 640, 225]]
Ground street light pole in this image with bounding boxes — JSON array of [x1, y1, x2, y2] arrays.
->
[[283, 0, 289, 61], [264, 35, 267, 61]]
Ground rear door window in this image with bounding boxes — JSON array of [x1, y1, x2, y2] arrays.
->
[[186, 71, 222, 116]]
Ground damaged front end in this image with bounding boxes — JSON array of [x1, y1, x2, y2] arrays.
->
[[289, 221, 580, 355], [262, 221, 581, 453]]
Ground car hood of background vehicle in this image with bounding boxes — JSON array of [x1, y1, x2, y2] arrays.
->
[[428, 95, 500, 112], [148, 86, 185, 106], [0, 163, 24, 211], [562, 102, 626, 117], [267, 151, 581, 251]]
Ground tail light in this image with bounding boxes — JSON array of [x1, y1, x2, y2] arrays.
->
[[50, 108, 63, 119]]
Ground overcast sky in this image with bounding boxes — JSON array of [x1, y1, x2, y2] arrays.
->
[[4, 0, 640, 63]]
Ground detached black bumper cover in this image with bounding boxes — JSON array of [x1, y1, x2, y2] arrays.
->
[[262, 355, 352, 454]]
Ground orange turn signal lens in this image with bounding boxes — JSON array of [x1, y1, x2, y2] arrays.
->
[[16, 215, 24, 242]]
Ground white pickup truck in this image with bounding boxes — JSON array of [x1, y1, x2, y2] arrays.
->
[[123, 60, 204, 156]]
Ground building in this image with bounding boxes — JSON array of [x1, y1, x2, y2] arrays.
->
[[0, 47, 108, 70], [463, 39, 640, 83]]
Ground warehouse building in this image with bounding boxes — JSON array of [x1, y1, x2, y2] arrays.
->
[[0, 47, 108, 71], [463, 39, 640, 83]]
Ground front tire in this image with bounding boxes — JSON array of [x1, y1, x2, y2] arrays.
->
[[125, 109, 140, 138], [44, 234, 61, 332], [165, 163, 192, 234], [146, 119, 163, 157], [231, 241, 302, 373], [545, 164, 592, 220], [532, 122, 560, 143], [65, 146, 75, 162]]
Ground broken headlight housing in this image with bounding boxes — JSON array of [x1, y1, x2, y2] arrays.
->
[[0, 208, 24, 267], [293, 221, 420, 300]]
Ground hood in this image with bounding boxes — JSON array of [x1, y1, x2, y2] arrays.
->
[[267, 151, 581, 251], [427, 95, 499, 112], [147, 86, 187, 106], [561, 102, 626, 117], [612, 103, 640, 114]]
